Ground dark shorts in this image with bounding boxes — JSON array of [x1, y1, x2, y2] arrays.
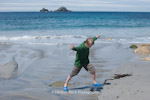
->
[[70, 64, 95, 77]]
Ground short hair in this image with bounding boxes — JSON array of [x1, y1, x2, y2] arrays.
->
[[85, 38, 94, 45]]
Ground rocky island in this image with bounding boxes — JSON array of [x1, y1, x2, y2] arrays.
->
[[40, 7, 72, 12], [40, 8, 49, 12], [54, 7, 72, 12]]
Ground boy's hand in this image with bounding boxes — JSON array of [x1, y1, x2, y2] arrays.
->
[[70, 44, 74, 50], [96, 35, 100, 38]]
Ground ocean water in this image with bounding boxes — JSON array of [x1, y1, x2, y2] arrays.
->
[[0, 12, 150, 44]]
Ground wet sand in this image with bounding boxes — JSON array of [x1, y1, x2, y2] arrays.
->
[[0, 41, 136, 100]]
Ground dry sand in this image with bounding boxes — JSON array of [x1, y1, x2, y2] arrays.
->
[[98, 61, 150, 100]]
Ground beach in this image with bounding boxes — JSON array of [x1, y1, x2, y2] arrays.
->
[[0, 12, 150, 100], [1, 40, 150, 100], [0, 39, 138, 100], [98, 60, 150, 100], [98, 44, 150, 100]]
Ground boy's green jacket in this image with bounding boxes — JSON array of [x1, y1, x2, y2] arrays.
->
[[72, 37, 97, 67]]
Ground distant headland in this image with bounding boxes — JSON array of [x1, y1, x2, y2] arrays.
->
[[40, 7, 72, 12]]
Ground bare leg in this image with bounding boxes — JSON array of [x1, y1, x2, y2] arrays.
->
[[64, 76, 71, 87], [92, 71, 97, 84]]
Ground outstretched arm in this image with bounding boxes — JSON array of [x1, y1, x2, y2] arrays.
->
[[93, 35, 101, 41], [96, 35, 100, 38], [70, 44, 74, 50]]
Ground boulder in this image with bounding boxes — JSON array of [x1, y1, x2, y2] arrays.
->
[[129, 45, 138, 49]]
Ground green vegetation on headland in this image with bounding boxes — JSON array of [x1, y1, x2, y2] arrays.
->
[[40, 7, 72, 12]]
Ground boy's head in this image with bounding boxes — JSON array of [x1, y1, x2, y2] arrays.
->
[[85, 38, 94, 48]]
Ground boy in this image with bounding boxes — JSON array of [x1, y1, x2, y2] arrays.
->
[[64, 35, 101, 91]]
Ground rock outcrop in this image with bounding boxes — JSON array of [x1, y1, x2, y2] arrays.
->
[[130, 44, 150, 61], [40, 7, 72, 12], [54, 7, 72, 12], [134, 44, 150, 56], [40, 8, 49, 12]]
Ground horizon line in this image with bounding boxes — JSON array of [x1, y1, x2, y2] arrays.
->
[[0, 11, 150, 13]]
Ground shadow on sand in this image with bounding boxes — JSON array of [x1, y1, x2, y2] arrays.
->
[[69, 79, 112, 92]]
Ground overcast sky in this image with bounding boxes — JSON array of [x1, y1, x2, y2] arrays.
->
[[0, 0, 150, 12]]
